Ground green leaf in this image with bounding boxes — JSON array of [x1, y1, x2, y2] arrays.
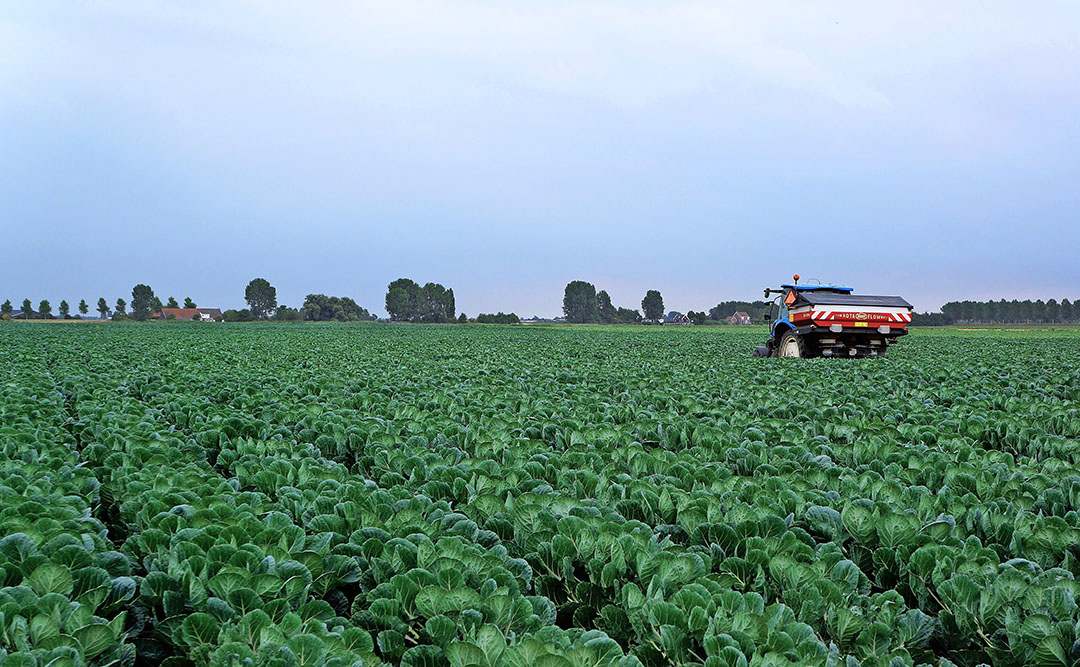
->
[[341, 627, 374, 654], [502, 637, 550, 667], [445, 641, 486, 667], [182, 612, 221, 647], [476, 624, 506, 666], [841, 502, 876, 544], [378, 629, 406, 660], [29, 613, 61, 646], [73, 623, 116, 659], [877, 511, 920, 549], [648, 601, 687, 629], [402, 644, 448, 667], [895, 609, 935, 649], [286, 634, 326, 666], [426, 615, 458, 646], [826, 606, 864, 648], [208, 571, 248, 600], [28, 564, 74, 596], [1034, 635, 1067, 666]]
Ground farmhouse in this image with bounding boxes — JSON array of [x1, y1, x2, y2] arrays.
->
[[664, 311, 691, 325], [728, 311, 752, 325], [157, 308, 223, 321]]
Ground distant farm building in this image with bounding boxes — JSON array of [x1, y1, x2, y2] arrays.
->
[[728, 311, 752, 325], [157, 308, 223, 321], [664, 311, 691, 325]]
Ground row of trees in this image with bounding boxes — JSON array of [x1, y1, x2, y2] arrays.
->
[[1, 294, 198, 320], [385, 279, 456, 322], [222, 282, 379, 322], [562, 281, 665, 323], [3, 278, 378, 324], [301, 294, 377, 322], [914, 298, 1080, 325], [476, 312, 521, 324]]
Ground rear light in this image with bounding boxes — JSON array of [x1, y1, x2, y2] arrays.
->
[[878, 325, 891, 333], [830, 324, 842, 332]]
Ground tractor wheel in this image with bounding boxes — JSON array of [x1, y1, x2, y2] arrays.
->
[[778, 330, 809, 358]]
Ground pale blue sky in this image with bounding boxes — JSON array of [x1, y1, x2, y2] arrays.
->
[[2, 1, 1078, 316]]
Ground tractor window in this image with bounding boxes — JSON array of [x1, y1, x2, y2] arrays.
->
[[779, 291, 791, 320]]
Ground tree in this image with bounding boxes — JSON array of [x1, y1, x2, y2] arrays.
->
[[1, 300, 11, 318], [641, 290, 664, 322], [1045, 299, 1059, 323], [273, 305, 302, 322], [386, 278, 421, 321], [386, 287, 410, 321], [78, 299, 89, 316], [97, 298, 110, 319], [22, 299, 33, 319], [563, 281, 598, 323], [419, 282, 452, 323], [131, 284, 155, 321], [223, 309, 253, 322], [166, 296, 179, 309], [458, 313, 468, 323], [1061, 298, 1074, 323], [597, 290, 616, 324], [38, 300, 52, 319], [385, 279, 452, 322], [476, 312, 521, 324], [151, 296, 164, 314], [301, 294, 377, 322], [244, 278, 277, 319], [59, 300, 70, 319], [184, 297, 196, 308], [115, 298, 126, 315], [442, 288, 456, 322], [615, 307, 641, 324]]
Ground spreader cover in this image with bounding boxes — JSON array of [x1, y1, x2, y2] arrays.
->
[[795, 292, 913, 309]]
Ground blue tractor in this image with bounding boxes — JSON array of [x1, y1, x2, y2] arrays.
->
[[753, 275, 914, 358]]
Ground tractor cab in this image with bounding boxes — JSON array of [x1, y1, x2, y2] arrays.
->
[[764, 280, 853, 339]]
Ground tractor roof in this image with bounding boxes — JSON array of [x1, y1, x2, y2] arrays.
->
[[781, 284, 853, 292]]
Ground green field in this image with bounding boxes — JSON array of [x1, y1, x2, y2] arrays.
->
[[2, 324, 1079, 666]]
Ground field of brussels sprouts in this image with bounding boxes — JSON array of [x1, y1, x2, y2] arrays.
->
[[2, 323, 1080, 667]]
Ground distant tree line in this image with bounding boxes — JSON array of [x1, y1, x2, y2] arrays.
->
[[680, 302, 771, 325], [475, 312, 520, 324], [561, 282, 773, 325], [301, 294, 377, 321], [562, 281, 656, 323], [913, 298, 1079, 325], [13, 281, 1074, 328], [1, 277, 375, 324], [1, 288, 200, 321]]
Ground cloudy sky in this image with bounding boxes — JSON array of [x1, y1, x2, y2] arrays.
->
[[2, 1, 1078, 316]]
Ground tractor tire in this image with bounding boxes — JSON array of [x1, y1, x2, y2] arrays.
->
[[778, 330, 810, 358]]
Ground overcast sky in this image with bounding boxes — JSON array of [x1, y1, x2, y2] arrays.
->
[[2, 1, 1078, 316]]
